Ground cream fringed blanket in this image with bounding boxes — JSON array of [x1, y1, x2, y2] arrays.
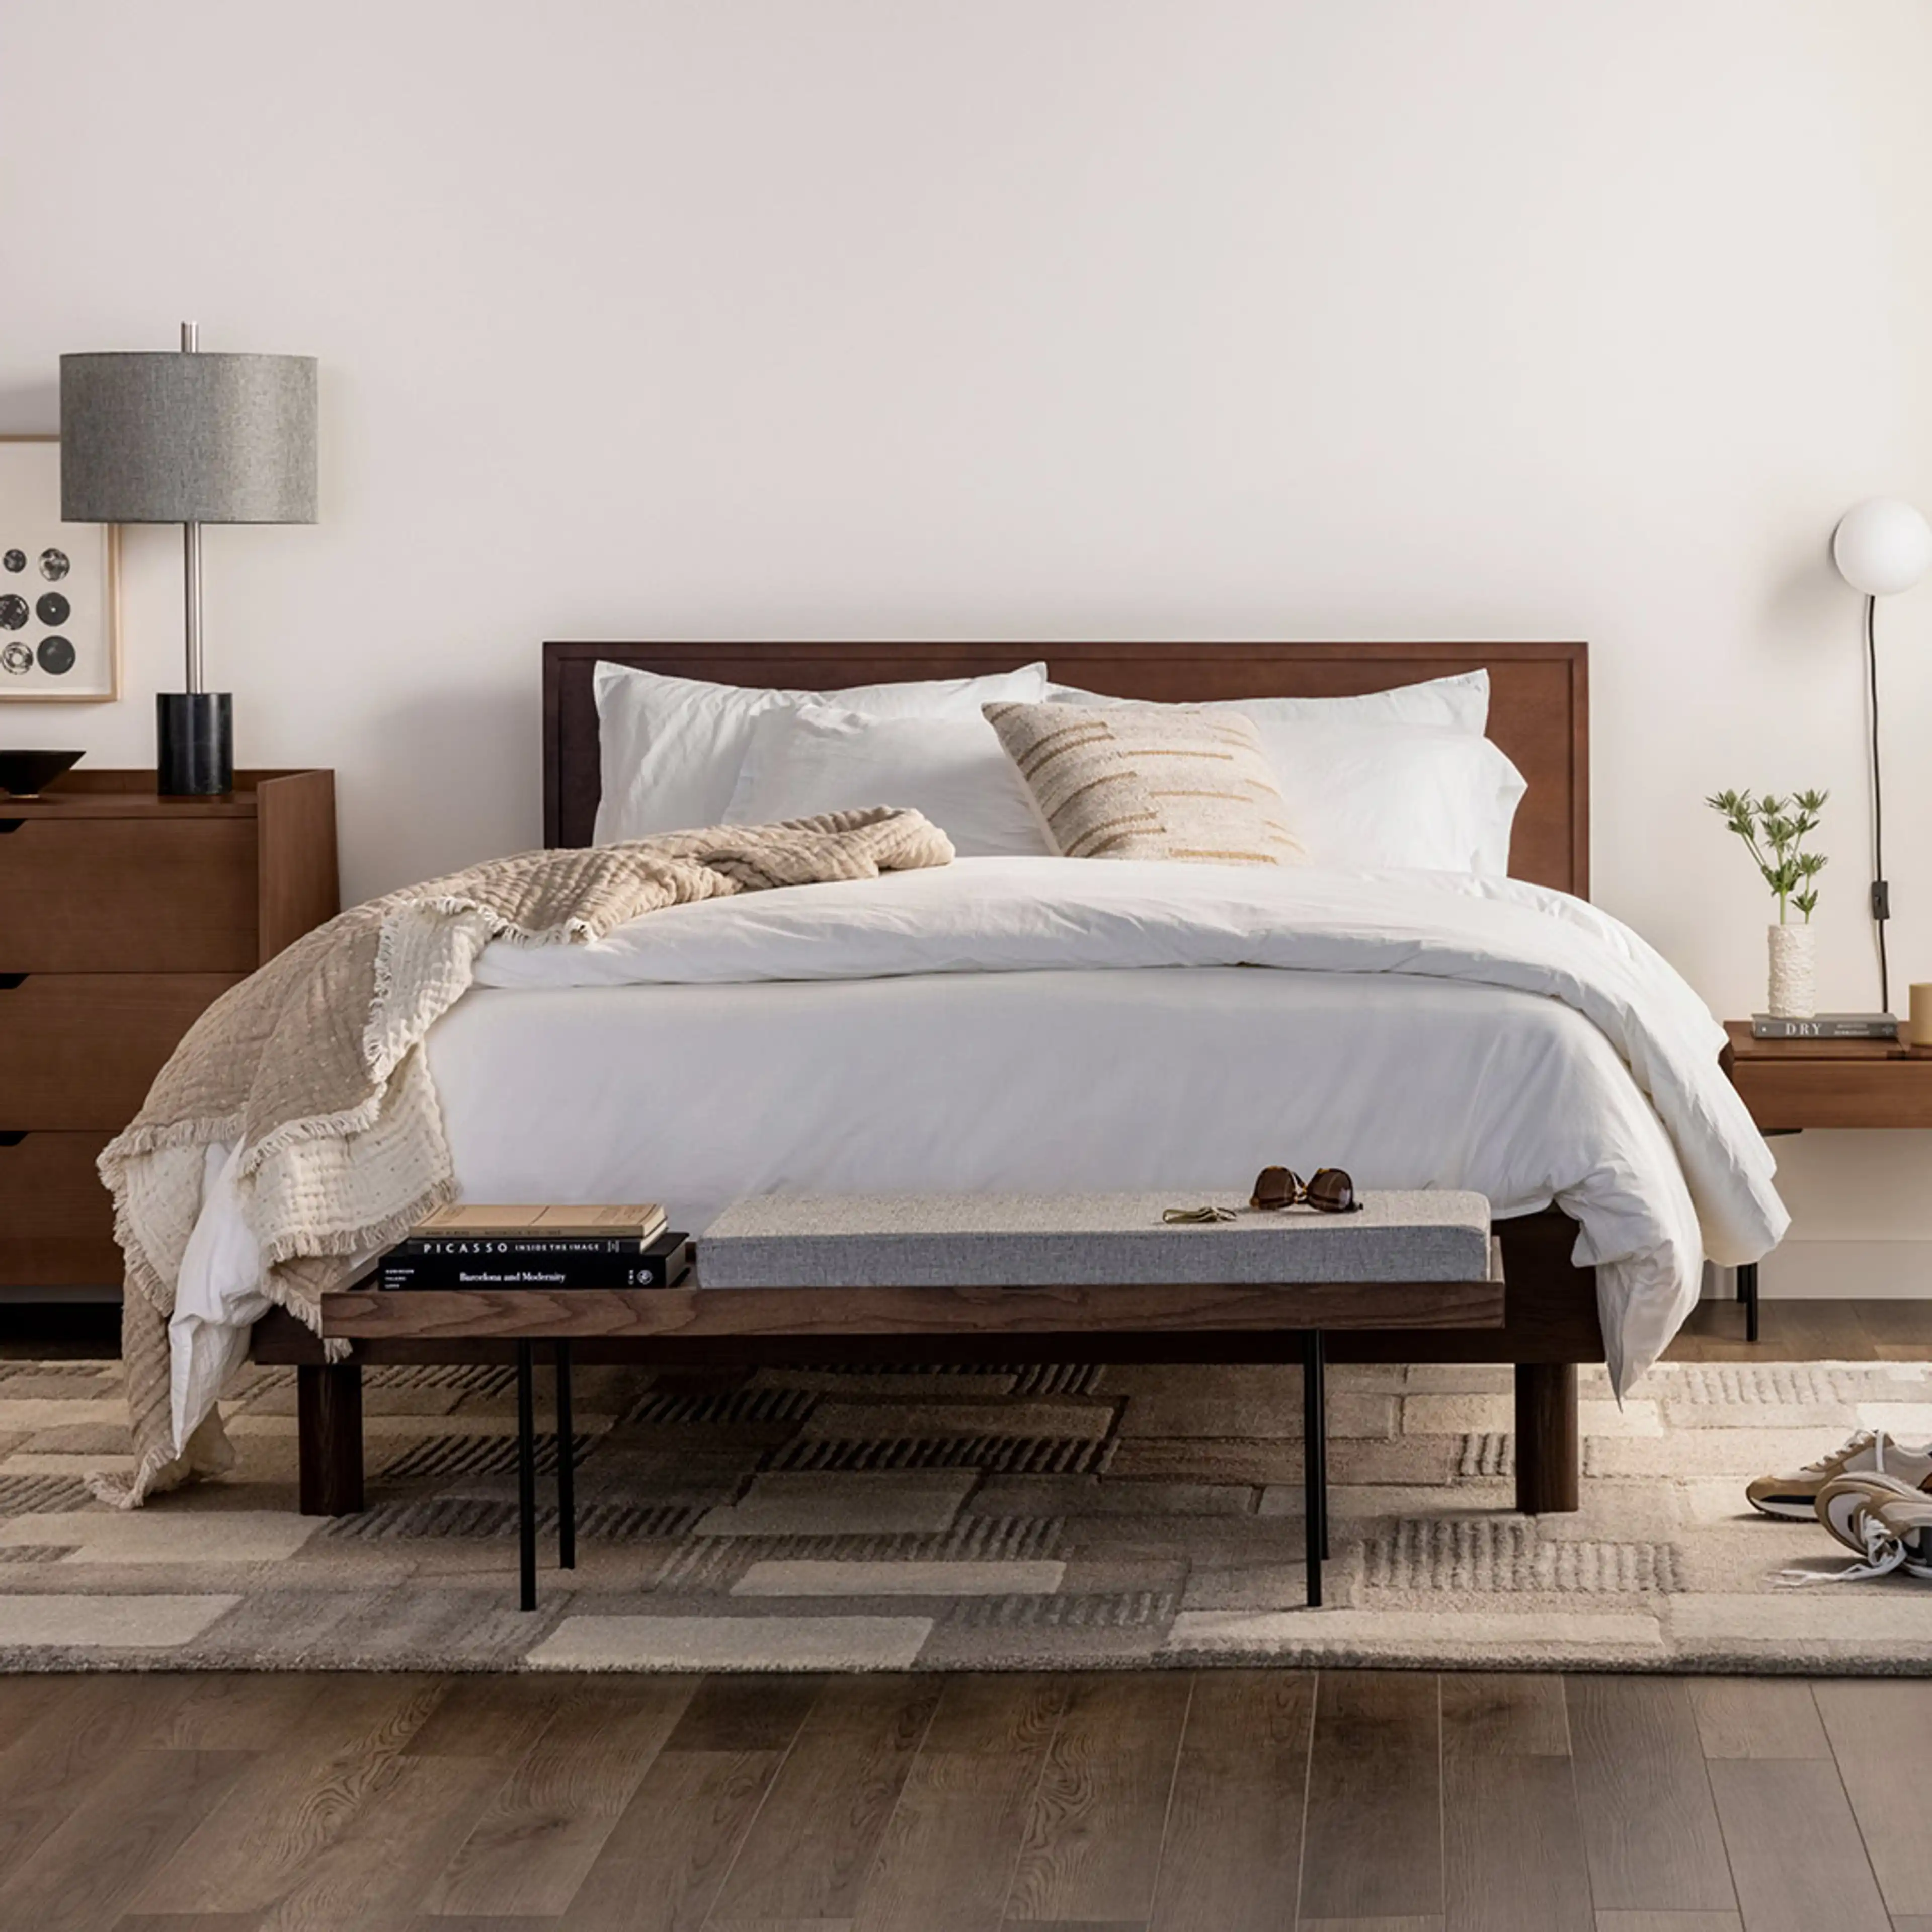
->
[[95, 808, 954, 1509]]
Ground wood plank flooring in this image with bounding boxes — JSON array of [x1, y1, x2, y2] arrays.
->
[[1, 1671, 1928, 1930], [1665, 1297, 1932, 1363]]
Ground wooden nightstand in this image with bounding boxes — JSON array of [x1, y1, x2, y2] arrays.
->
[[1720, 1019, 1932, 1339], [0, 768, 337, 1301]]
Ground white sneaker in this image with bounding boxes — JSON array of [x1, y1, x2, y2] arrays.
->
[[1745, 1429, 1932, 1521], [1784, 1472, 1932, 1585]]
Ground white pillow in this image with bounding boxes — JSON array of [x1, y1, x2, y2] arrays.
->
[[1043, 668, 1490, 735], [726, 704, 1053, 858], [594, 659, 1049, 841], [1259, 722, 1526, 874]]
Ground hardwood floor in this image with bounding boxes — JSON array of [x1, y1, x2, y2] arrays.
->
[[1665, 1297, 1932, 1363], [2, 1669, 1928, 1930]]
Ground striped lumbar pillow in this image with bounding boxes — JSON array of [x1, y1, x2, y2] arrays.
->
[[982, 700, 1308, 866]]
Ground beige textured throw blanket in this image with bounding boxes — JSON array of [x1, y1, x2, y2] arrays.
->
[[96, 808, 954, 1508]]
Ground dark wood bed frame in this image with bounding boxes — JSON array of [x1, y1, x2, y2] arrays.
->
[[262, 638, 1598, 1517]]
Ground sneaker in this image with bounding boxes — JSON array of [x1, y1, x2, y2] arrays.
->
[[1801, 1472, 1932, 1583], [1745, 1429, 1932, 1521]]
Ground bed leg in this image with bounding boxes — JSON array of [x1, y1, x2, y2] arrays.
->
[[1513, 1362, 1579, 1514], [297, 1362, 365, 1516]]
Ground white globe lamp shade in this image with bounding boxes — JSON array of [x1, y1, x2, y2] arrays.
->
[[1833, 498, 1932, 597]]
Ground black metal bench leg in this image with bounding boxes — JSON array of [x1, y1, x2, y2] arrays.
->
[[516, 1340, 538, 1612], [1315, 1336, 1329, 1563], [555, 1340, 576, 1571], [1738, 1262, 1760, 1343], [1304, 1329, 1326, 1608]]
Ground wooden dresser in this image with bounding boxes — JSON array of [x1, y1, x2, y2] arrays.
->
[[0, 768, 337, 1299]]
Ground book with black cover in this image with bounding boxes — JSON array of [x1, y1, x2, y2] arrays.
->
[[1750, 1012, 1898, 1040], [379, 1231, 691, 1291]]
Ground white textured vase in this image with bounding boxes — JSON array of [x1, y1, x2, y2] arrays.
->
[[1767, 922, 1817, 1018]]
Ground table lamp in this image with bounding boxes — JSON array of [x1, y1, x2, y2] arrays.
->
[[1831, 496, 1932, 1014], [58, 324, 317, 795]]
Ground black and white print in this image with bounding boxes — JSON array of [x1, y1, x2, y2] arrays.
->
[[0, 437, 118, 699]]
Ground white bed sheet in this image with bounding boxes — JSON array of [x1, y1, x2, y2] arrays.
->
[[169, 858, 1787, 1446]]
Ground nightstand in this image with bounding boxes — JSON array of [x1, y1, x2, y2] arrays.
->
[[1720, 1019, 1932, 1340], [0, 768, 337, 1301]]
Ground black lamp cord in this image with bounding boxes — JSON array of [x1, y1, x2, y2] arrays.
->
[[1866, 592, 1892, 1015]]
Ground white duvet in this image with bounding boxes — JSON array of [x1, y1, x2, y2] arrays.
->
[[168, 857, 1785, 1445]]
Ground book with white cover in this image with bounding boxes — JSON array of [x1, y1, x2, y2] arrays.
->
[[409, 1203, 667, 1240]]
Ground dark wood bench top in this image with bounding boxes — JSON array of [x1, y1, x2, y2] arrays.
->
[[320, 1261, 1505, 1343]]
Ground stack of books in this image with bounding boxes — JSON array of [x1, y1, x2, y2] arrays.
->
[[1750, 1012, 1898, 1041], [377, 1204, 691, 1292]]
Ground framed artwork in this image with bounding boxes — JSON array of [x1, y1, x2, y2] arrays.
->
[[0, 434, 120, 702]]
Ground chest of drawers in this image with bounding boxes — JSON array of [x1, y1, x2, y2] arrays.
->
[[0, 768, 337, 1297]]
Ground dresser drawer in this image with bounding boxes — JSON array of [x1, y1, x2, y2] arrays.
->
[[0, 1131, 119, 1288], [0, 973, 242, 1129], [0, 817, 258, 971]]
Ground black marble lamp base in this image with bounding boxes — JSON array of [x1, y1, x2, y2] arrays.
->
[[157, 691, 233, 796]]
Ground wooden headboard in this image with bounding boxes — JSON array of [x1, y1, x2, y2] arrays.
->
[[542, 640, 1589, 896]]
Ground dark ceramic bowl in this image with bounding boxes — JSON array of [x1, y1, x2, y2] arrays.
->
[[0, 749, 84, 798]]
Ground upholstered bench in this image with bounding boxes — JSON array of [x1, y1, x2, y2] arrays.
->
[[326, 1189, 1504, 1609]]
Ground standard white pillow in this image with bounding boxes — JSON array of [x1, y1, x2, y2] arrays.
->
[[726, 704, 1054, 858], [594, 659, 1049, 841], [1258, 722, 1526, 874], [1043, 668, 1490, 735]]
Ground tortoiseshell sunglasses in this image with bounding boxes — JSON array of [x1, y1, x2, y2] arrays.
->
[[1249, 1165, 1363, 1214]]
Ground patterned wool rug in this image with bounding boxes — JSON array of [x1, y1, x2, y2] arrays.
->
[[3, 1353, 1929, 1673]]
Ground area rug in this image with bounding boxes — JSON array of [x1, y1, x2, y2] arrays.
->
[[3, 1353, 1930, 1673]]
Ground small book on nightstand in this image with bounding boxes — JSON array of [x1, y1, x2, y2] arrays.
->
[[1750, 1012, 1898, 1040]]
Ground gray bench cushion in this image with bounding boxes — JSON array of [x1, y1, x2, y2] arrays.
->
[[698, 1190, 1492, 1289]]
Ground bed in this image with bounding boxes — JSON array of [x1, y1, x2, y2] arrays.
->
[[250, 637, 1778, 1518]]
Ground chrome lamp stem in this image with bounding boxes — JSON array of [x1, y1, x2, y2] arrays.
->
[[181, 319, 203, 695]]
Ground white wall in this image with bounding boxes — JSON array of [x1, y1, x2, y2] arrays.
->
[[5, 1, 1931, 1286]]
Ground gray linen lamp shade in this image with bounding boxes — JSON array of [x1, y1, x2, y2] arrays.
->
[[58, 331, 318, 796], [59, 352, 317, 523]]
